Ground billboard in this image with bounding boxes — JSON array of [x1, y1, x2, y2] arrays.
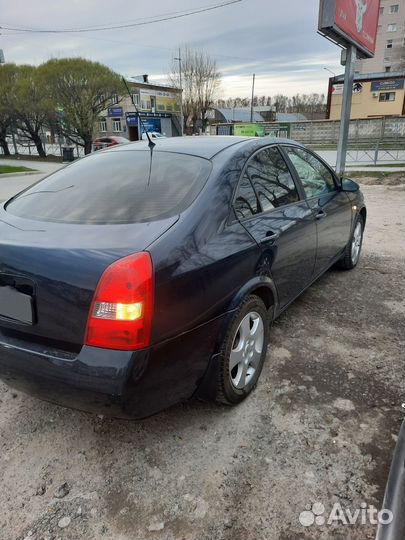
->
[[140, 118, 161, 134], [318, 0, 380, 58], [370, 79, 404, 91], [234, 124, 265, 137]]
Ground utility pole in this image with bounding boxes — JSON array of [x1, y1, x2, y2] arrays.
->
[[250, 73, 255, 123], [174, 48, 184, 136]]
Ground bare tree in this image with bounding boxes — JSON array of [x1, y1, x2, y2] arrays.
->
[[212, 93, 326, 120], [170, 47, 221, 133]]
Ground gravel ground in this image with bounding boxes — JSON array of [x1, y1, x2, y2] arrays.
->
[[0, 179, 404, 540]]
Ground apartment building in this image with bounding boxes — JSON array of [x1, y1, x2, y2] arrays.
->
[[357, 0, 405, 73]]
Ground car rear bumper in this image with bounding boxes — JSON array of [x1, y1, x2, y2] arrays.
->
[[0, 314, 225, 418]]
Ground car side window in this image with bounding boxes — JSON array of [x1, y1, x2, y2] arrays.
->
[[246, 146, 299, 212], [234, 175, 260, 220], [284, 147, 336, 199]]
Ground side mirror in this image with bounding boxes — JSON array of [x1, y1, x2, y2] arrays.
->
[[340, 178, 360, 192]]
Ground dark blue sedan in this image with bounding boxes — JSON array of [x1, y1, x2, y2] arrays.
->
[[0, 137, 366, 418]]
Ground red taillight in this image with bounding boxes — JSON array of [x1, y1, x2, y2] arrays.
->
[[85, 252, 153, 351]]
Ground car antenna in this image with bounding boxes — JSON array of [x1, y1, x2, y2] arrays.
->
[[122, 77, 155, 186]]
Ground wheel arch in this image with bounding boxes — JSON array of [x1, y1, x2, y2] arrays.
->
[[194, 275, 278, 401], [226, 276, 278, 319]]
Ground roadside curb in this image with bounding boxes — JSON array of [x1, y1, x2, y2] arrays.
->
[[0, 171, 41, 179]]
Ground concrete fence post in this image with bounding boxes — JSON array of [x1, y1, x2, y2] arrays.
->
[[374, 141, 379, 165]]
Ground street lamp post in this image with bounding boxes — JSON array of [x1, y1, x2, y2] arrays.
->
[[323, 67, 336, 77], [174, 48, 184, 136]]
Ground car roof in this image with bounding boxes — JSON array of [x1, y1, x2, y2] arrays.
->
[[107, 136, 296, 160]]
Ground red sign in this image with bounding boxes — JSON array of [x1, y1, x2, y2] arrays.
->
[[318, 0, 380, 58], [334, 0, 380, 55]]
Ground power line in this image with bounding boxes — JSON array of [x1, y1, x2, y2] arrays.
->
[[0, 0, 242, 34], [0, 30, 257, 63]]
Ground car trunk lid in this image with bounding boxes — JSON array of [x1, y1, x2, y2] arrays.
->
[[0, 208, 177, 351]]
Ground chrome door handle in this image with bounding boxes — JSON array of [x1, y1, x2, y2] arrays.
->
[[260, 231, 280, 245], [315, 209, 327, 220]]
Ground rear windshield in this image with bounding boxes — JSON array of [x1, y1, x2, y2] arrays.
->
[[6, 150, 212, 224]]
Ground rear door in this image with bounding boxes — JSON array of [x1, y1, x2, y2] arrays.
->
[[282, 145, 352, 276], [233, 145, 317, 308]]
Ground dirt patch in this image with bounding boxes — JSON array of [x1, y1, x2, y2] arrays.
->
[[357, 172, 405, 186], [0, 184, 403, 540]]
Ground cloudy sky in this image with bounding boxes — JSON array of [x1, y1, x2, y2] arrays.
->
[[1, 0, 344, 98]]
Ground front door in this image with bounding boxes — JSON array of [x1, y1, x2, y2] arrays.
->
[[233, 145, 317, 308], [282, 146, 352, 275], [128, 126, 139, 141]]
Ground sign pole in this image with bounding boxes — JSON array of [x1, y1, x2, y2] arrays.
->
[[335, 44, 356, 176]]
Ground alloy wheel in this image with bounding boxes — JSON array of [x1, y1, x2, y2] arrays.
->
[[229, 311, 264, 390], [351, 221, 363, 265]]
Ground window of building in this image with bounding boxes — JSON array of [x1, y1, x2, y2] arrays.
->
[[377, 24, 383, 32], [384, 56, 392, 63], [379, 92, 396, 102], [141, 99, 150, 110], [111, 94, 119, 105], [112, 118, 122, 132], [387, 23, 397, 32], [390, 4, 399, 13], [284, 147, 336, 199], [386, 39, 393, 48], [132, 94, 140, 106], [379, 6, 384, 15], [385, 66, 392, 72], [99, 118, 107, 132]]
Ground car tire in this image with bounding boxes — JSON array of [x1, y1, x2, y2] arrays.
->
[[216, 295, 270, 405], [336, 214, 364, 271]]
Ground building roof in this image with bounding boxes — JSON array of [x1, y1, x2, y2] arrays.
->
[[216, 108, 265, 122], [333, 71, 405, 83], [125, 78, 179, 93]]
